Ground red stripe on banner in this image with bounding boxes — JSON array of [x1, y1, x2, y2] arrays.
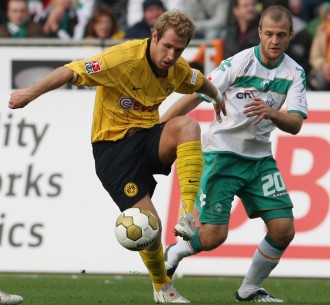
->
[[189, 109, 330, 123]]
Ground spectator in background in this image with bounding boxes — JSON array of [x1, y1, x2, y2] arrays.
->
[[34, 0, 77, 39], [184, 0, 230, 39], [224, 0, 260, 59], [0, 0, 46, 38], [85, 5, 125, 40], [0, 1, 6, 24], [127, 0, 186, 27], [307, 2, 329, 38], [289, 0, 324, 23], [125, 0, 166, 39], [309, 2, 330, 90], [93, 0, 128, 31], [72, 0, 95, 39]]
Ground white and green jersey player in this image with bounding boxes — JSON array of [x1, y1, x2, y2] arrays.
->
[[162, 6, 307, 302], [196, 45, 308, 224]]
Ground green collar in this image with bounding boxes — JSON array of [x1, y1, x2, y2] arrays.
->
[[254, 45, 284, 69]]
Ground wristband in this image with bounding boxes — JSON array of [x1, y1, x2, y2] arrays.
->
[[196, 93, 213, 103]]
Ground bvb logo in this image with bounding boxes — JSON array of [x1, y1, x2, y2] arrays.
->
[[165, 84, 174, 95], [124, 182, 138, 197]]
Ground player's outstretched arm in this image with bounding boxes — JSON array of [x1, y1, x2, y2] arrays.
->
[[8, 66, 75, 109], [196, 77, 222, 104], [160, 93, 202, 122]]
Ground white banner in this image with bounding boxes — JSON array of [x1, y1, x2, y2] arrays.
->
[[0, 47, 329, 278]]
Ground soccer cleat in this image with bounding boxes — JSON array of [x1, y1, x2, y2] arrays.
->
[[236, 288, 284, 302], [0, 290, 23, 304], [164, 244, 179, 279], [153, 282, 190, 303], [174, 212, 195, 241]]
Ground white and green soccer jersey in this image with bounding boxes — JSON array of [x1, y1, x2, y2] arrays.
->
[[202, 45, 308, 159]]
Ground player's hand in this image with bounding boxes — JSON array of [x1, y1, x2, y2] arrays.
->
[[243, 97, 273, 125], [8, 89, 36, 109], [213, 101, 226, 123]]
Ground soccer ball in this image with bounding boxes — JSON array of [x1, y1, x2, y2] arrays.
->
[[114, 208, 159, 251]]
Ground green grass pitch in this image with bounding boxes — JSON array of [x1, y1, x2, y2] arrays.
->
[[1, 273, 329, 304]]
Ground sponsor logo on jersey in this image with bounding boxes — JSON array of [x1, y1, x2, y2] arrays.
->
[[119, 97, 134, 110], [124, 182, 138, 197], [236, 89, 254, 100], [119, 97, 160, 112], [84, 60, 102, 74], [265, 97, 276, 108]]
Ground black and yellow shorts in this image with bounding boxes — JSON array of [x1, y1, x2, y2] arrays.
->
[[92, 123, 171, 211]]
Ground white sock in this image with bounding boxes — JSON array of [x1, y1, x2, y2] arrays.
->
[[165, 238, 196, 267], [238, 238, 284, 297]]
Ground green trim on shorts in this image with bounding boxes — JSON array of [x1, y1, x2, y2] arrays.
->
[[259, 207, 294, 223]]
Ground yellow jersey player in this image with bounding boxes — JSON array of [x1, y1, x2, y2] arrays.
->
[[8, 10, 223, 303]]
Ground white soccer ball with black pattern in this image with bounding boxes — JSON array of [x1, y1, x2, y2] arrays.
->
[[114, 208, 159, 251]]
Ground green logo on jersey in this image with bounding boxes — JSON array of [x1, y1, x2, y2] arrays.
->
[[296, 67, 306, 91], [217, 58, 233, 71]]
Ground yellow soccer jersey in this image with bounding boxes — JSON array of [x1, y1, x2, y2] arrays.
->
[[65, 39, 204, 142]]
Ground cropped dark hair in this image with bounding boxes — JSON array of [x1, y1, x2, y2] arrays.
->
[[259, 4, 293, 32]]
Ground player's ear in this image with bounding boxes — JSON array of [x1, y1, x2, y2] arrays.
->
[[152, 29, 158, 43]]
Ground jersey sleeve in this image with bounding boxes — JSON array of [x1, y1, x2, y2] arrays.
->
[[286, 65, 308, 119], [174, 57, 204, 94], [206, 51, 247, 93], [65, 51, 110, 87]]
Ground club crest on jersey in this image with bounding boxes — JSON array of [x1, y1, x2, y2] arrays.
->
[[260, 79, 270, 91], [165, 83, 174, 95], [124, 182, 138, 197], [84, 60, 102, 74]]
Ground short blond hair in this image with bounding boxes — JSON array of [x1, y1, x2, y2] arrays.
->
[[153, 10, 196, 45]]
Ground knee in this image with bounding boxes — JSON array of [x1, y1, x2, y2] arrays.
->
[[269, 225, 295, 245], [285, 228, 295, 244], [201, 235, 227, 251], [199, 228, 228, 251], [176, 116, 201, 139]]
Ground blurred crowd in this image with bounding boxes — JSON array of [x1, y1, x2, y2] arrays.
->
[[0, 0, 329, 90]]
